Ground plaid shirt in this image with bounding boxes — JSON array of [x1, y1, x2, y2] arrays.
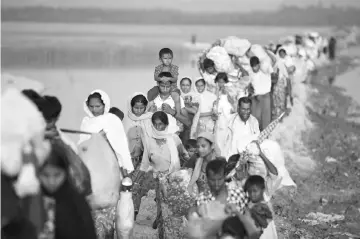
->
[[196, 181, 249, 213], [154, 64, 179, 80]]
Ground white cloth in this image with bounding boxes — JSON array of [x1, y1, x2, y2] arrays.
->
[[1, 88, 49, 176], [222, 37, 251, 57], [153, 94, 185, 134], [259, 140, 297, 198], [140, 124, 181, 173], [214, 94, 233, 149], [116, 191, 135, 239], [79, 89, 134, 172], [198, 91, 217, 114], [274, 58, 289, 80], [206, 46, 234, 73], [222, 114, 260, 159], [250, 70, 272, 96], [250, 44, 275, 74]]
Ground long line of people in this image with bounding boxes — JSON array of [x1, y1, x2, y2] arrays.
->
[[1, 30, 335, 239]]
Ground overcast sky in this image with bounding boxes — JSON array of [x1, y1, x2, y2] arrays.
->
[[2, 0, 360, 12]]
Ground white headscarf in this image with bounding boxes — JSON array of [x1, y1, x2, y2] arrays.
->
[[122, 92, 153, 154], [79, 89, 134, 172], [140, 118, 180, 174], [83, 89, 111, 117], [123, 92, 153, 134]]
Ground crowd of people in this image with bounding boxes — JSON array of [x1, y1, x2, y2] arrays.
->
[[1, 31, 335, 239]]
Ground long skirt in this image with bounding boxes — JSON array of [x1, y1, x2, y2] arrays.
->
[[92, 207, 116, 239], [251, 93, 271, 131], [131, 156, 156, 213], [271, 76, 288, 120]]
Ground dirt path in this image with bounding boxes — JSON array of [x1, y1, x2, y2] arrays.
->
[[132, 190, 158, 239], [274, 53, 360, 239]]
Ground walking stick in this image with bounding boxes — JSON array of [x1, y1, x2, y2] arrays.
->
[[60, 128, 92, 135]]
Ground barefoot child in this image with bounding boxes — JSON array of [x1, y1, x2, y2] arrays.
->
[[147, 48, 181, 117], [244, 175, 278, 239]]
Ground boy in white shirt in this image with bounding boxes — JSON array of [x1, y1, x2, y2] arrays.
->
[[248, 56, 272, 131]]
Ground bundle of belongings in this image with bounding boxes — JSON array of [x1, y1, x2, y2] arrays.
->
[[1, 88, 51, 239], [197, 36, 254, 109]]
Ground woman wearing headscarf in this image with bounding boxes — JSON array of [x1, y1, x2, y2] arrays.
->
[[186, 132, 221, 195], [39, 140, 97, 239], [78, 89, 133, 174], [140, 111, 187, 229], [179, 77, 200, 142], [78, 89, 133, 238], [122, 92, 155, 218]]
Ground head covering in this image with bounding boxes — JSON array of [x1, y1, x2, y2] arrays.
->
[[197, 132, 215, 144], [122, 92, 153, 155], [140, 121, 180, 174], [187, 132, 222, 194], [123, 92, 153, 133], [83, 89, 111, 117], [79, 90, 134, 172]]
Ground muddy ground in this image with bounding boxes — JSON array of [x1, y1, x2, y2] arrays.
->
[[274, 54, 360, 239]]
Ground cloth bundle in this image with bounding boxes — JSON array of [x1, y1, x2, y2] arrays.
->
[[222, 36, 251, 57], [206, 46, 234, 73]]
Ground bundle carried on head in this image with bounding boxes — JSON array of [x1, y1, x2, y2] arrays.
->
[[222, 36, 251, 57], [1, 88, 51, 197], [206, 46, 234, 73], [198, 36, 252, 76]]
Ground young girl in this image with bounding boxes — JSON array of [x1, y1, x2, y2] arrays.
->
[[213, 73, 234, 152], [244, 175, 278, 239], [194, 78, 218, 136], [39, 141, 97, 239]]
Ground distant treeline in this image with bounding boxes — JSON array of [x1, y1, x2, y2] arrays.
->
[[2, 5, 360, 26]]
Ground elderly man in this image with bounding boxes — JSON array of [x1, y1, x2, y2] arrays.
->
[[148, 72, 191, 135]]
